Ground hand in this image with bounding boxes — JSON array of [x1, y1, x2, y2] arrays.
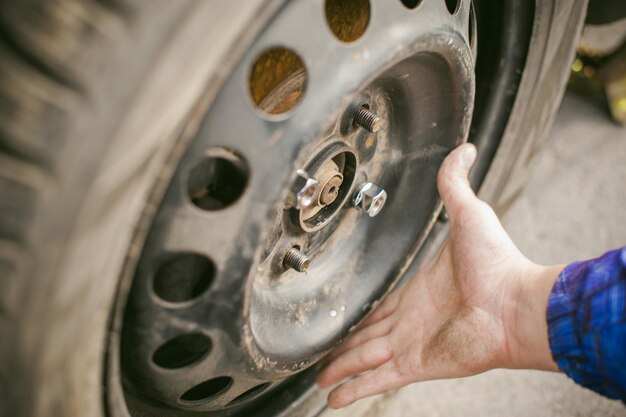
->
[[316, 143, 564, 408]]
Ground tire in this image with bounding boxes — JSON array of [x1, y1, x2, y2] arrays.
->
[[0, 1, 586, 417]]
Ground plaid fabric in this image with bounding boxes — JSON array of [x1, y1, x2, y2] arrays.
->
[[547, 247, 626, 401]]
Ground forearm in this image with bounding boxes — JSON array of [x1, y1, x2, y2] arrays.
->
[[503, 248, 626, 402], [503, 262, 565, 371]]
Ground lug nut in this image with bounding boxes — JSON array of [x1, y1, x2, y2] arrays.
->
[[289, 169, 320, 210], [283, 247, 310, 272], [353, 106, 381, 133], [353, 182, 387, 217]]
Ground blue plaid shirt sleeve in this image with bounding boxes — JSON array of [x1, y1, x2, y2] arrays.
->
[[547, 247, 626, 401]]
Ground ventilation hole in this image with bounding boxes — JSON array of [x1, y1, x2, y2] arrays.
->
[[445, 0, 459, 14], [180, 377, 233, 403], [400, 0, 421, 9], [228, 382, 271, 405], [153, 253, 215, 303], [187, 149, 248, 210], [248, 47, 307, 115], [325, 0, 370, 43], [152, 333, 212, 369]]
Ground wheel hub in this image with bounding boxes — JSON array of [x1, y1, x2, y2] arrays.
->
[[297, 145, 357, 231], [110, 0, 476, 415]]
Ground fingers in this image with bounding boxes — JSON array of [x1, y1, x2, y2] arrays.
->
[[327, 360, 405, 409], [317, 337, 393, 388], [361, 291, 400, 327], [321, 291, 398, 362], [437, 143, 478, 220], [326, 316, 394, 361]]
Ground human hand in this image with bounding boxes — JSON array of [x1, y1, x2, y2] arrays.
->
[[316, 143, 564, 408]]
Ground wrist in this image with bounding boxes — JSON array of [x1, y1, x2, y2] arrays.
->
[[503, 262, 565, 371]]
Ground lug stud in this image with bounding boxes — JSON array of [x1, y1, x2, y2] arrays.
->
[[283, 247, 311, 272], [353, 106, 381, 133]]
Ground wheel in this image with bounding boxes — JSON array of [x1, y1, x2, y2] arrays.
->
[[0, 1, 587, 416]]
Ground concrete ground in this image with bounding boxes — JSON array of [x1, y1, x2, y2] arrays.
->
[[321, 92, 626, 416]]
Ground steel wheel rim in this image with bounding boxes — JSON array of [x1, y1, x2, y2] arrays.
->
[[107, 0, 477, 415]]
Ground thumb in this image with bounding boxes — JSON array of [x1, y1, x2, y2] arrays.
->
[[437, 143, 478, 219]]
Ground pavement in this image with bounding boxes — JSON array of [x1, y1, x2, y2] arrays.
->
[[320, 91, 626, 416]]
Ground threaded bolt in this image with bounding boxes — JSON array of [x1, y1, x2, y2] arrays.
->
[[283, 247, 310, 272], [353, 106, 381, 133]]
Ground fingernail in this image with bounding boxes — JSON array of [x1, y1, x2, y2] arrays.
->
[[461, 145, 476, 170]]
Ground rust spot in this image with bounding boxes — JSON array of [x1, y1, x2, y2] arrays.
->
[[325, 0, 370, 43], [249, 48, 306, 115]]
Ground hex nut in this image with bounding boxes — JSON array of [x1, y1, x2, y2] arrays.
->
[[353, 182, 387, 217], [290, 169, 320, 209]]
